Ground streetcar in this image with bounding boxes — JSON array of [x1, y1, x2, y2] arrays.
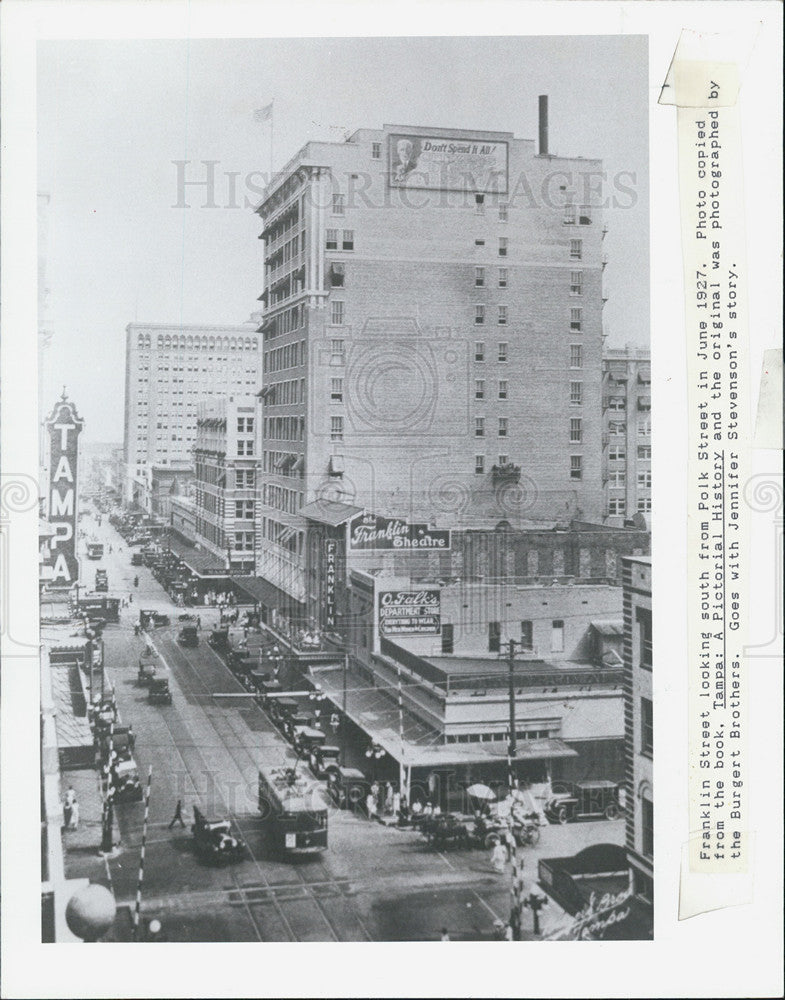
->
[[257, 762, 329, 856], [86, 540, 104, 560]]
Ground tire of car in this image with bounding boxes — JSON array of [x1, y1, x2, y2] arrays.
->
[[604, 802, 620, 820], [557, 806, 570, 825]]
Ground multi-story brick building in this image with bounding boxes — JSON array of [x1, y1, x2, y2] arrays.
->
[[256, 117, 607, 606], [602, 346, 651, 522], [122, 322, 261, 507], [192, 395, 261, 575], [622, 555, 653, 911]]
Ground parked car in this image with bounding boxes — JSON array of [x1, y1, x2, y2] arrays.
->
[[325, 766, 368, 809], [148, 674, 172, 705], [544, 780, 622, 824], [131, 552, 143, 566], [112, 759, 143, 803], [207, 627, 230, 651], [308, 744, 341, 779]]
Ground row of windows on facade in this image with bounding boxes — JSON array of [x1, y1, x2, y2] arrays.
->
[[609, 497, 652, 515], [439, 618, 571, 656], [263, 451, 305, 478], [608, 471, 653, 489], [444, 729, 555, 745], [606, 396, 651, 411], [135, 334, 259, 351], [265, 416, 306, 442], [607, 419, 652, 437], [266, 228, 305, 272], [264, 305, 305, 340], [262, 483, 304, 516], [607, 445, 652, 461], [264, 340, 307, 374], [263, 516, 303, 554]]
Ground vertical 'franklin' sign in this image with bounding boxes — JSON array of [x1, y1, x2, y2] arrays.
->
[[45, 393, 84, 587]]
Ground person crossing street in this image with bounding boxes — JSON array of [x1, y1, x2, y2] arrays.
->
[[168, 799, 186, 829]]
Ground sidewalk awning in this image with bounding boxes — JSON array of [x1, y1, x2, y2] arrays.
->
[[166, 535, 227, 577], [300, 499, 363, 527], [234, 575, 304, 610], [309, 663, 578, 769]]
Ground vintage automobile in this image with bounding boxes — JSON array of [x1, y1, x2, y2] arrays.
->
[[111, 759, 144, 803], [207, 627, 230, 651], [292, 725, 327, 756], [191, 806, 244, 863], [325, 766, 368, 810], [139, 609, 171, 630], [544, 779, 622, 824], [148, 674, 172, 705], [137, 651, 160, 686], [97, 728, 135, 765], [270, 697, 299, 724], [308, 744, 341, 779], [177, 624, 199, 647], [131, 552, 143, 566], [94, 569, 108, 592]]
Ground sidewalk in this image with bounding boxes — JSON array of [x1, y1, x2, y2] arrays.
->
[[61, 765, 112, 883]]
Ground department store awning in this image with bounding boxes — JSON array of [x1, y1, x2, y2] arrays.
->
[[309, 662, 579, 769], [299, 499, 363, 527]]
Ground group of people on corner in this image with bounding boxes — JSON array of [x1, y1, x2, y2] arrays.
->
[[365, 780, 403, 822]]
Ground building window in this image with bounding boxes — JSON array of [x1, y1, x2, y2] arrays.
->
[[609, 498, 626, 516], [475, 417, 485, 438], [638, 445, 652, 460], [441, 623, 454, 654], [570, 455, 582, 480], [570, 344, 583, 368], [498, 380, 508, 400], [579, 204, 592, 225], [235, 500, 254, 519], [474, 379, 485, 400], [609, 470, 626, 486], [498, 267, 508, 288], [637, 497, 652, 513], [237, 439, 254, 456], [563, 203, 576, 225], [330, 262, 345, 287], [498, 342, 508, 363], [371, 142, 381, 159], [474, 238, 485, 247], [636, 607, 652, 668], [610, 421, 626, 436], [551, 620, 565, 653], [330, 301, 344, 326], [498, 418, 508, 437], [570, 270, 583, 295], [475, 342, 485, 362], [341, 230, 354, 251], [520, 620, 533, 651], [475, 266, 485, 287], [570, 239, 583, 259], [499, 203, 508, 222], [498, 454, 508, 465], [237, 417, 254, 433], [474, 193, 485, 213], [638, 470, 652, 489], [325, 229, 338, 250], [475, 455, 485, 475], [488, 621, 501, 653], [638, 417, 651, 436], [498, 237, 508, 257], [475, 305, 485, 325], [570, 308, 582, 332], [570, 417, 582, 443], [608, 396, 626, 411], [332, 194, 345, 216], [641, 797, 653, 858], [498, 306, 508, 326], [570, 381, 583, 405], [609, 446, 625, 461], [330, 338, 345, 363], [330, 377, 343, 402], [330, 416, 344, 442]]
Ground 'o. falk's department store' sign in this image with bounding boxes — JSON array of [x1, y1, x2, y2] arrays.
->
[[45, 393, 84, 586], [349, 513, 451, 551], [378, 590, 441, 636]]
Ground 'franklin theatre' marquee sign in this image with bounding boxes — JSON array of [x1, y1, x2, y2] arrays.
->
[[45, 392, 84, 587], [388, 133, 508, 193], [349, 513, 451, 551], [378, 590, 441, 636]]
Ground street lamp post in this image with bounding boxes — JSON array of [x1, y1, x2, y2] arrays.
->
[[500, 638, 524, 940]]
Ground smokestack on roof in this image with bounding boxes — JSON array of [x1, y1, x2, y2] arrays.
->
[[538, 95, 549, 156]]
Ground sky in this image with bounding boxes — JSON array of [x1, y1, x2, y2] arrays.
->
[[38, 35, 649, 443]]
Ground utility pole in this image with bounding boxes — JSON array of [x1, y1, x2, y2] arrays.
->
[[341, 651, 348, 767], [500, 638, 523, 939], [504, 638, 518, 792]]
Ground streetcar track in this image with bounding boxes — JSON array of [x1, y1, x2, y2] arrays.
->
[[152, 629, 344, 940]]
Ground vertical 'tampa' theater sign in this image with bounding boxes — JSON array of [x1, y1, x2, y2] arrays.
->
[[45, 392, 83, 586]]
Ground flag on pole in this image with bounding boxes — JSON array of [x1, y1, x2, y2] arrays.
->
[[254, 102, 273, 123]]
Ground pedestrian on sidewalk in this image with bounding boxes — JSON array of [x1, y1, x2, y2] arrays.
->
[[168, 799, 186, 829], [68, 797, 80, 830], [196, 615, 201, 631], [366, 792, 377, 821]]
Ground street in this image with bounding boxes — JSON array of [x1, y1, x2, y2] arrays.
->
[[77, 512, 625, 941]]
